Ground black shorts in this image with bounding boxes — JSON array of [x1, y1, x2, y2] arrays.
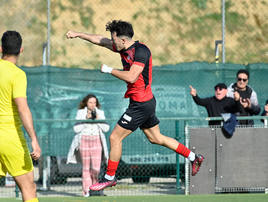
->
[[117, 97, 160, 131]]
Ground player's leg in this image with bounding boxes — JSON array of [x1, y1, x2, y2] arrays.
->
[[108, 124, 132, 162], [142, 124, 194, 156], [142, 125, 204, 176], [142, 124, 179, 149], [13, 171, 38, 202], [90, 124, 132, 191], [2, 130, 38, 201], [90, 98, 156, 191]]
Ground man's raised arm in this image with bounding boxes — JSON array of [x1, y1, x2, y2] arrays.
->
[[66, 30, 113, 50]]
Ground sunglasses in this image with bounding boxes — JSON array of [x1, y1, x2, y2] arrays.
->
[[237, 78, 248, 82]]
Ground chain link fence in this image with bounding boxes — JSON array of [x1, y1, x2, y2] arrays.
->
[[1, 63, 268, 198], [1, 0, 267, 68], [0, 0, 268, 199], [0, 118, 183, 198]]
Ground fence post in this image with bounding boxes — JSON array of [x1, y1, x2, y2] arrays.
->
[[215, 40, 222, 63], [184, 122, 190, 195], [46, 0, 51, 65], [221, 0, 226, 63], [42, 43, 47, 66]]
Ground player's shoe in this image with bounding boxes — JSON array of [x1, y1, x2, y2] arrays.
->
[[83, 191, 90, 197], [89, 177, 117, 191], [191, 154, 204, 176]]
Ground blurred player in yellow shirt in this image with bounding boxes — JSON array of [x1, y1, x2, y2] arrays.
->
[[0, 31, 41, 202]]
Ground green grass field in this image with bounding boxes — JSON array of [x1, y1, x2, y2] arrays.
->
[[0, 194, 267, 202]]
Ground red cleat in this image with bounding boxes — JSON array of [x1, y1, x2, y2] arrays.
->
[[89, 178, 117, 191], [191, 154, 204, 176]]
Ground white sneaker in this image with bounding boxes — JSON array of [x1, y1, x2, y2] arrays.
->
[[83, 192, 90, 197]]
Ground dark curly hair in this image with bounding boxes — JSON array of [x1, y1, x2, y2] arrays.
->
[[78, 94, 100, 109], [106, 20, 134, 38]]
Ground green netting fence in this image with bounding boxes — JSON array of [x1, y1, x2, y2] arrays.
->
[[23, 62, 268, 124], [1, 62, 268, 198]]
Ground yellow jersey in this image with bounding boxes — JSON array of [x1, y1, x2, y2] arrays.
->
[[0, 59, 26, 128], [0, 59, 33, 177]]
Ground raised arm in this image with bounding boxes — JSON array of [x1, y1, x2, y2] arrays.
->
[[14, 97, 41, 160], [189, 85, 197, 97], [66, 30, 113, 50], [189, 85, 210, 107]]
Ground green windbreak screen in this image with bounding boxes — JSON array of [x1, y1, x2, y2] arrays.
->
[[20, 62, 268, 157]]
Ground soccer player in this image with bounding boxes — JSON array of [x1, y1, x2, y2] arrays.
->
[[66, 20, 204, 191], [0, 31, 41, 202]]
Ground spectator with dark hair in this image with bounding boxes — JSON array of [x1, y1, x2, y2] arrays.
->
[[67, 94, 109, 197], [190, 83, 241, 126], [227, 69, 260, 125]]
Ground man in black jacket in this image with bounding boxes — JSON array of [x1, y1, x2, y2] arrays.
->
[[190, 83, 241, 126]]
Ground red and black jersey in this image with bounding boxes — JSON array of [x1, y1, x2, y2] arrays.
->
[[113, 41, 153, 102]]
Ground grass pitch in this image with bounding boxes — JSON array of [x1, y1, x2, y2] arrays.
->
[[0, 194, 267, 202]]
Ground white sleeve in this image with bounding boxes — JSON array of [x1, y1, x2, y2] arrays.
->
[[98, 123, 110, 133], [75, 109, 87, 120], [73, 109, 86, 133], [226, 84, 234, 98], [250, 91, 259, 106], [96, 108, 105, 120], [96, 108, 110, 132]]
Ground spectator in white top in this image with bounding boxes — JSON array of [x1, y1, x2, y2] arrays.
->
[[227, 69, 260, 125], [67, 94, 109, 197]]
